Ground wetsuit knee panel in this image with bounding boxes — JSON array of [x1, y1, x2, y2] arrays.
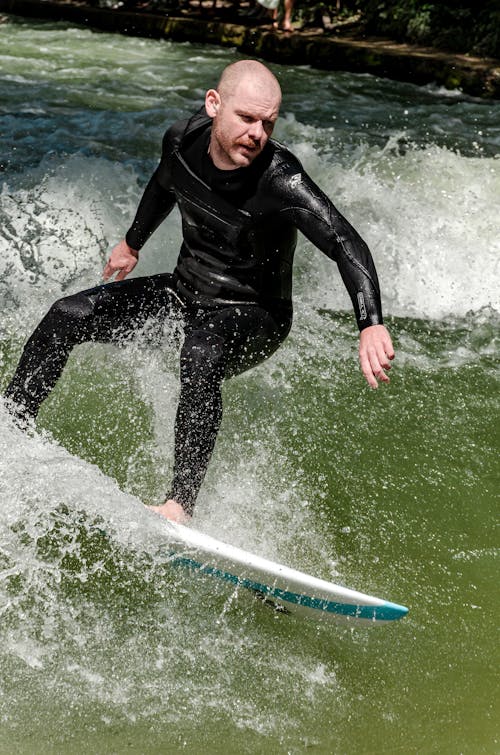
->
[[50, 292, 95, 323], [180, 330, 225, 381]]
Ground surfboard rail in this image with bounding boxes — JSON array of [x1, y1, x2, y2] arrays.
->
[[162, 522, 409, 625]]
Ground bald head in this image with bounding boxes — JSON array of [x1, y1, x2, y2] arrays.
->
[[205, 60, 282, 170], [217, 60, 282, 106]]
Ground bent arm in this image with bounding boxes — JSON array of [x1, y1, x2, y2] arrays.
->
[[104, 131, 177, 281], [125, 127, 178, 251], [275, 161, 393, 385], [284, 173, 382, 330], [103, 170, 176, 281], [125, 171, 177, 251]]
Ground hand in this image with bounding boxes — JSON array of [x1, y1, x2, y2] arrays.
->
[[359, 324, 395, 389], [103, 240, 139, 282]]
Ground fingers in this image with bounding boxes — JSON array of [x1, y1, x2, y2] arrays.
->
[[360, 350, 387, 388], [102, 241, 138, 282], [113, 266, 130, 282], [102, 260, 114, 281], [103, 257, 128, 282], [359, 325, 395, 389]]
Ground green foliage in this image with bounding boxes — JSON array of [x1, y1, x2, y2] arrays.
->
[[87, 0, 499, 57], [359, 0, 499, 57], [271, 0, 498, 56]]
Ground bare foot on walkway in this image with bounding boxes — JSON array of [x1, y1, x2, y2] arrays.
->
[[146, 499, 191, 524]]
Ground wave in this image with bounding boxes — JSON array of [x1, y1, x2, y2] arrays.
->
[[1, 140, 498, 330], [281, 126, 500, 321]]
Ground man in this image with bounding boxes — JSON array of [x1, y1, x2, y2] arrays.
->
[[4, 60, 394, 523]]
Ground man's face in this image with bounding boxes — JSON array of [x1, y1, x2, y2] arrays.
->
[[207, 80, 280, 170]]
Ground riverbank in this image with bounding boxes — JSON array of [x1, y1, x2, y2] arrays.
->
[[1, 0, 500, 98]]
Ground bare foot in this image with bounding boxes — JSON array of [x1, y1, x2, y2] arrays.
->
[[146, 499, 191, 524]]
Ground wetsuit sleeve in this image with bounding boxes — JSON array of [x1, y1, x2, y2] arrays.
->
[[125, 130, 177, 251], [274, 158, 383, 330]]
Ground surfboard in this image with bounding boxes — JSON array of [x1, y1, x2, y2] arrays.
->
[[161, 521, 409, 625]]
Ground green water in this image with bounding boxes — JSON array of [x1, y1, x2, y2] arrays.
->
[[1, 16, 499, 754]]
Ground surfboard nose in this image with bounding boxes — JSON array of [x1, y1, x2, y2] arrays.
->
[[374, 601, 409, 622]]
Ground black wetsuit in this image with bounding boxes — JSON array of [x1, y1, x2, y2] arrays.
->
[[5, 109, 383, 513]]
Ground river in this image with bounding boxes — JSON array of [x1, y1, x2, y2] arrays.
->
[[0, 15, 499, 754]]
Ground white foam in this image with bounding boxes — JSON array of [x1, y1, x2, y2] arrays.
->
[[286, 134, 500, 321], [0, 155, 181, 331], [2, 127, 498, 328]]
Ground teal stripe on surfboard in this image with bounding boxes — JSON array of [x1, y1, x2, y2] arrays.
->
[[170, 554, 409, 622], [90, 524, 408, 623]]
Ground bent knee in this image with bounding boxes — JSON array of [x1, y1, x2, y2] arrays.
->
[[180, 331, 225, 381], [49, 292, 95, 323], [38, 293, 96, 345]]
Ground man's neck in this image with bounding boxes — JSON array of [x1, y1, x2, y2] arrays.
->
[[207, 139, 241, 171]]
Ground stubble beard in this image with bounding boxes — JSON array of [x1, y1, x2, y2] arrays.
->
[[211, 122, 260, 169]]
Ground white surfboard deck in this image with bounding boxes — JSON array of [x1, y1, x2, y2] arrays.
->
[[161, 521, 409, 625]]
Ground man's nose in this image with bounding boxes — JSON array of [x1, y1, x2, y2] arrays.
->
[[248, 120, 264, 142]]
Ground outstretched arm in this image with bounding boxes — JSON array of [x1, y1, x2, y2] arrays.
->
[[125, 171, 176, 253], [102, 174, 176, 282], [277, 159, 394, 386], [103, 128, 178, 281]]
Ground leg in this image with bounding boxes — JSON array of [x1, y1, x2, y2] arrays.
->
[[168, 329, 225, 516], [154, 303, 292, 520], [148, 328, 224, 523], [281, 0, 294, 30], [4, 273, 180, 422]]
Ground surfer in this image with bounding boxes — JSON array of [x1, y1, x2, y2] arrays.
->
[[4, 60, 394, 524]]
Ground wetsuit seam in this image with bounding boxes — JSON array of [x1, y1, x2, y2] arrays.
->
[[280, 205, 378, 290]]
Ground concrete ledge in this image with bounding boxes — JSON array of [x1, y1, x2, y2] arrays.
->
[[2, 0, 500, 99]]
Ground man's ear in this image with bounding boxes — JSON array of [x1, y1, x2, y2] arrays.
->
[[205, 89, 221, 119]]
